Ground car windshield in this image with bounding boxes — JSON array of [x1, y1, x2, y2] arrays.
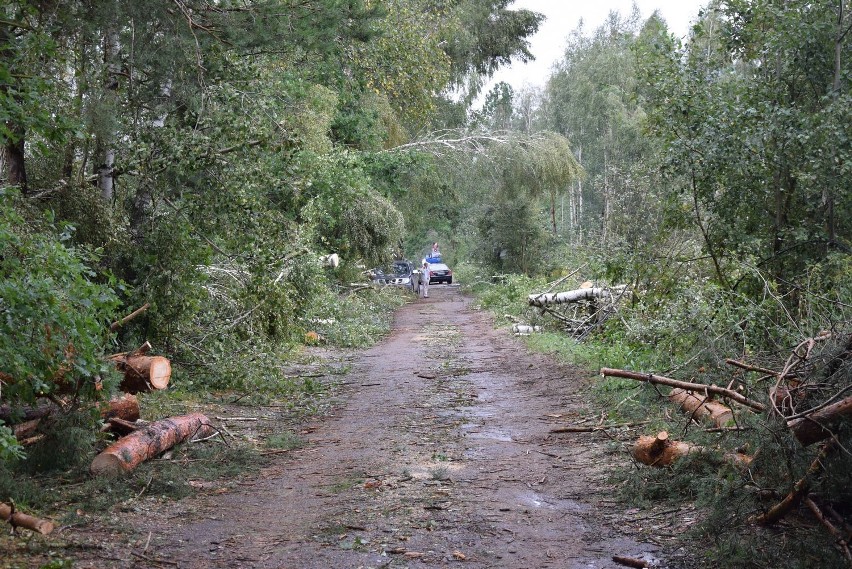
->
[[382, 263, 410, 275], [430, 264, 449, 271]]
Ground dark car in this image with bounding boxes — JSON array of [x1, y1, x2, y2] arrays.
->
[[370, 260, 416, 292], [428, 262, 452, 285]]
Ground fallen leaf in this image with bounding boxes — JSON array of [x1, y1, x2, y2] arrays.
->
[[404, 552, 424, 559], [452, 550, 467, 560]]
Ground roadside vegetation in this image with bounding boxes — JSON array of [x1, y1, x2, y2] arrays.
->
[[1, 0, 850, 567]]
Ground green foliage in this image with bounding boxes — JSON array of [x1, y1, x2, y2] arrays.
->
[[0, 189, 120, 407], [19, 409, 99, 473]]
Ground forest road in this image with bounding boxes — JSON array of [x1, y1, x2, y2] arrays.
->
[[143, 285, 664, 568]]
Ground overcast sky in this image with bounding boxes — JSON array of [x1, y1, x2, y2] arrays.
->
[[477, 0, 707, 104]]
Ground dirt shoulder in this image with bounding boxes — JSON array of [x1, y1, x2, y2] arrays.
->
[[51, 285, 671, 568]]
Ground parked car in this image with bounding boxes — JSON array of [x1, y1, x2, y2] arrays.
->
[[369, 260, 416, 292], [428, 262, 452, 285]]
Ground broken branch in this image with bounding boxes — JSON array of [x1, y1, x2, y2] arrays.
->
[[600, 368, 765, 412]]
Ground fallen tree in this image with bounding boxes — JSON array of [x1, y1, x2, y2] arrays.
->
[[6, 394, 141, 442], [0, 502, 54, 535], [600, 367, 766, 412], [91, 413, 215, 476], [101, 393, 141, 421], [528, 287, 610, 307]]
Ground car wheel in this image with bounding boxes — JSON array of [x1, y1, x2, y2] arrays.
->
[[447, 278, 452, 285]]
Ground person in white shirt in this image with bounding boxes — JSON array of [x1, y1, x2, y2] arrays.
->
[[420, 261, 430, 298]]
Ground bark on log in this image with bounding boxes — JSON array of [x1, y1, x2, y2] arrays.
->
[[669, 388, 734, 428], [787, 395, 852, 446], [0, 401, 54, 424], [90, 413, 214, 476], [5, 395, 138, 441], [100, 393, 141, 422], [0, 503, 54, 535], [111, 354, 171, 393], [600, 368, 766, 412], [632, 431, 696, 467]]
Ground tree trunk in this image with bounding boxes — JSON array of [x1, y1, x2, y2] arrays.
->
[[110, 354, 171, 393], [669, 388, 734, 428], [90, 413, 215, 476], [0, 503, 54, 535], [787, 395, 852, 446], [528, 287, 614, 307]]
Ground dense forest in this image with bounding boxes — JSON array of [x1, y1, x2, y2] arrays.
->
[[1, 0, 851, 566]]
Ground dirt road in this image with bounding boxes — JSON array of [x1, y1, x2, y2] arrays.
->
[[112, 285, 664, 568]]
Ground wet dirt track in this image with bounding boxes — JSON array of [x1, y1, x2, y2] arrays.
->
[[126, 285, 664, 568]]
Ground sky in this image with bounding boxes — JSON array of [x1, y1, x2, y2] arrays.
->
[[477, 0, 707, 104]]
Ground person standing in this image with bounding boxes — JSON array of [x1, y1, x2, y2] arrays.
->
[[420, 261, 430, 298]]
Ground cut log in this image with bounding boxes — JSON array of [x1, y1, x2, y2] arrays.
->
[[13, 418, 41, 440], [528, 287, 610, 307], [0, 502, 54, 535], [100, 393, 140, 422], [600, 367, 766, 412], [5, 395, 138, 442], [0, 401, 55, 425], [111, 354, 171, 393], [632, 431, 696, 467], [787, 395, 852, 446], [669, 388, 734, 428], [90, 413, 214, 476]]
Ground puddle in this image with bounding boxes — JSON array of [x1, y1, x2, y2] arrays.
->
[[459, 422, 513, 441], [514, 489, 592, 514], [466, 429, 513, 442]]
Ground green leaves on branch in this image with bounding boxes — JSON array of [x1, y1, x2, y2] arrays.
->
[[0, 189, 121, 405]]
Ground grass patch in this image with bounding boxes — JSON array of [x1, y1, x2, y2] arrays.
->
[[265, 431, 307, 450]]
